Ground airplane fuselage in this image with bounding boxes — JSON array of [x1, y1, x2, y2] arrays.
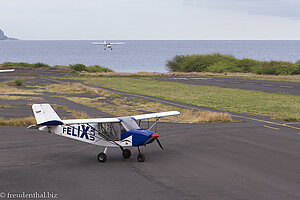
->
[[46, 124, 157, 148]]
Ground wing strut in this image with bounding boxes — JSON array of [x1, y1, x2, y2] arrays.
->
[[62, 123, 121, 148], [148, 117, 160, 132], [87, 123, 124, 150]]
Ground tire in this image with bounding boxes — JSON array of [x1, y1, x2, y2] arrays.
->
[[97, 152, 107, 162], [122, 149, 131, 159], [137, 153, 145, 162]]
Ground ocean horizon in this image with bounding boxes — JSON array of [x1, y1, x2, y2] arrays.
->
[[1, 40, 300, 72]]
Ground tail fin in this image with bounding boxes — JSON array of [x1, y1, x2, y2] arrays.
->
[[29, 104, 63, 128]]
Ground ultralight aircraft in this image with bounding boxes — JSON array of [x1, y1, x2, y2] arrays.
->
[[28, 104, 180, 162]]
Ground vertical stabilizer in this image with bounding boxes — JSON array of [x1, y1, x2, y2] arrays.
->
[[32, 104, 61, 124]]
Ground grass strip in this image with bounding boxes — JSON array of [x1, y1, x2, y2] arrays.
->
[[0, 95, 43, 100], [84, 77, 300, 121], [0, 117, 36, 126], [64, 97, 232, 123], [46, 82, 118, 97], [46, 82, 232, 123]]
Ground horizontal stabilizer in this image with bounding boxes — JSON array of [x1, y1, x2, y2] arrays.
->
[[28, 120, 64, 129]]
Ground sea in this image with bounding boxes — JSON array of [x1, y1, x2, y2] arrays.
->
[[0, 40, 300, 73]]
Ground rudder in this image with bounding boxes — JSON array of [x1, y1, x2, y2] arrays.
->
[[32, 104, 61, 124]]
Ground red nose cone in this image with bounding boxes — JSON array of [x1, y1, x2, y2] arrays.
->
[[152, 133, 159, 139]]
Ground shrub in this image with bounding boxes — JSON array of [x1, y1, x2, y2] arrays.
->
[[184, 53, 236, 72], [0, 62, 113, 73], [165, 55, 186, 72], [236, 58, 261, 73], [33, 62, 50, 68], [70, 64, 87, 72], [85, 65, 113, 73], [1, 62, 33, 68], [6, 79, 24, 86], [260, 61, 294, 75], [14, 79, 23, 86], [207, 60, 242, 73], [165, 53, 300, 75], [291, 63, 300, 75], [166, 53, 237, 72]]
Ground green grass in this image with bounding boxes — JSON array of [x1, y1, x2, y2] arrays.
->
[[83, 77, 300, 121]]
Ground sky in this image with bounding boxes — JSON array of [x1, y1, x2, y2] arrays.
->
[[1, 0, 300, 40]]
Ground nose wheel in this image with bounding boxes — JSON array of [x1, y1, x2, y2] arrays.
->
[[137, 147, 145, 162], [122, 149, 131, 159], [137, 153, 145, 162]]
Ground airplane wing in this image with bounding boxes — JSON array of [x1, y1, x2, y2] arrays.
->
[[92, 42, 105, 45], [131, 111, 181, 120], [62, 110, 179, 124], [110, 42, 125, 45], [62, 118, 120, 125], [29, 112, 180, 128], [0, 69, 15, 73], [28, 104, 179, 130]]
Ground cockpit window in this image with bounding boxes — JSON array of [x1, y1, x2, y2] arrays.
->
[[119, 117, 140, 131]]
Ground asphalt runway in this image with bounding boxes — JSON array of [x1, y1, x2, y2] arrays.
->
[[152, 77, 300, 96], [0, 120, 300, 200]]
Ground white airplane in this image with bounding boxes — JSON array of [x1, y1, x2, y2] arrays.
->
[[92, 40, 125, 50], [0, 69, 15, 73], [28, 104, 180, 162]]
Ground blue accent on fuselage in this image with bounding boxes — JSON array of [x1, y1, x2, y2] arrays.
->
[[121, 129, 154, 146], [38, 120, 64, 126]]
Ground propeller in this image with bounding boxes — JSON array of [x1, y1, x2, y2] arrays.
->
[[156, 138, 164, 150], [144, 132, 164, 150]]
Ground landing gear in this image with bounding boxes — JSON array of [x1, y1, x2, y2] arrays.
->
[[137, 153, 145, 162], [122, 149, 131, 159], [97, 152, 107, 162], [137, 147, 145, 162], [97, 147, 107, 162], [97, 147, 146, 162]]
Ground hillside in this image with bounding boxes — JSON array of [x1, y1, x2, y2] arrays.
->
[[0, 29, 17, 40]]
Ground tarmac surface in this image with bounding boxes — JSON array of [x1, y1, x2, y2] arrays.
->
[[152, 76, 300, 96], [1, 121, 300, 200], [1, 69, 300, 199]]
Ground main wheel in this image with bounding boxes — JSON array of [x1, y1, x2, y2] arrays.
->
[[97, 152, 107, 162], [137, 153, 145, 162], [122, 149, 131, 159]]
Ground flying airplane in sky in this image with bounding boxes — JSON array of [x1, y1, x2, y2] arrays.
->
[[28, 104, 180, 162], [92, 40, 125, 50], [0, 69, 15, 73]]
